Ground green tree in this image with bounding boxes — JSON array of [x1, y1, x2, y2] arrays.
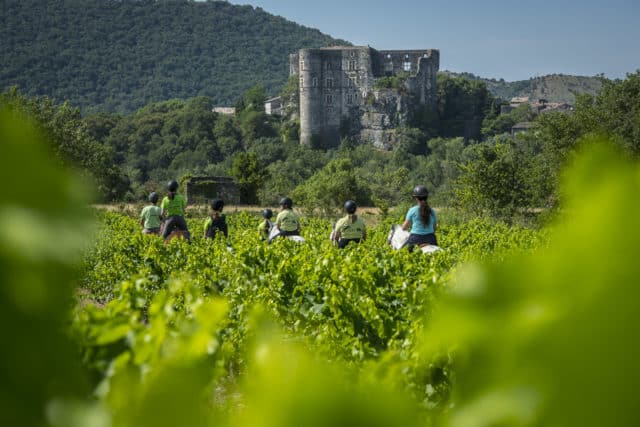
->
[[292, 158, 371, 214], [535, 72, 640, 172], [0, 87, 129, 201], [393, 127, 427, 155], [261, 143, 330, 205], [454, 139, 533, 220], [367, 166, 410, 215], [423, 137, 468, 202], [481, 102, 534, 138], [213, 114, 242, 157], [582, 72, 640, 154], [231, 151, 269, 204], [236, 84, 267, 115], [436, 73, 494, 140], [279, 74, 300, 119], [238, 110, 275, 143]]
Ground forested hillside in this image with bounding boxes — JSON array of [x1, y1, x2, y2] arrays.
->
[[445, 71, 604, 104], [2, 0, 606, 114], [0, 0, 348, 113]]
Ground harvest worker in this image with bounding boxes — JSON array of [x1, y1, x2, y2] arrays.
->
[[332, 200, 366, 248], [257, 208, 273, 240], [203, 198, 228, 239], [161, 179, 190, 240], [401, 185, 438, 252], [270, 197, 300, 242], [140, 191, 162, 235]]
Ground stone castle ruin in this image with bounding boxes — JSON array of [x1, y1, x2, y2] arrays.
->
[[289, 46, 439, 149]]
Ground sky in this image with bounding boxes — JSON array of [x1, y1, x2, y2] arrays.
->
[[225, 0, 640, 82]]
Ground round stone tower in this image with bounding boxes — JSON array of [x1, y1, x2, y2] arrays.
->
[[299, 49, 323, 146]]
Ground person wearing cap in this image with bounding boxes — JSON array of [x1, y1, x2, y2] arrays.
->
[[332, 200, 366, 248], [140, 192, 162, 235], [203, 198, 228, 240], [257, 208, 273, 240], [401, 185, 438, 252], [161, 179, 190, 240], [270, 197, 300, 242]]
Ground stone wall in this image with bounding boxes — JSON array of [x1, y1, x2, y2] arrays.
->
[[359, 89, 405, 150]]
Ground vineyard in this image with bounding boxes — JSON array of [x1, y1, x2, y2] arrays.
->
[[3, 105, 640, 427], [74, 211, 545, 416]]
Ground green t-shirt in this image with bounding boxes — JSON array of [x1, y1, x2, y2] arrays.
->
[[203, 214, 228, 238], [335, 215, 365, 240], [161, 194, 186, 217], [258, 219, 272, 238], [275, 209, 299, 232], [140, 205, 162, 229]]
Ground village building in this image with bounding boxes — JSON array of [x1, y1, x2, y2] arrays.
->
[[212, 107, 236, 115], [264, 96, 282, 115], [511, 121, 534, 137]]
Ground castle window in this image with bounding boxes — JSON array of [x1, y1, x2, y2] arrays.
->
[[300, 77, 304, 87], [325, 94, 333, 104], [325, 62, 332, 71], [348, 61, 356, 71], [403, 61, 412, 71], [385, 62, 394, 73], [326, 78, 333, 87], [312, 77, 318, 87], [347, 94, 353, 105], [300, 60, 306, 70]]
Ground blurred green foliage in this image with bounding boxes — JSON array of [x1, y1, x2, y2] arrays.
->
[[421, 140, 640, 426], [0, 108, 98, 426]]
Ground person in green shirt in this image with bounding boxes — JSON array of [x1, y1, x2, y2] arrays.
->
[[332, 200, 366, 248], [257, 208, 273, 241], [203, 198, 228, 240], [140, 192, 162, 235], [269, 197, 300, 242], [161, 180, 190, 240]]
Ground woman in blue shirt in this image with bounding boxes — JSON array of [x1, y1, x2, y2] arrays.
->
[[401, 185, 438, 252]]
